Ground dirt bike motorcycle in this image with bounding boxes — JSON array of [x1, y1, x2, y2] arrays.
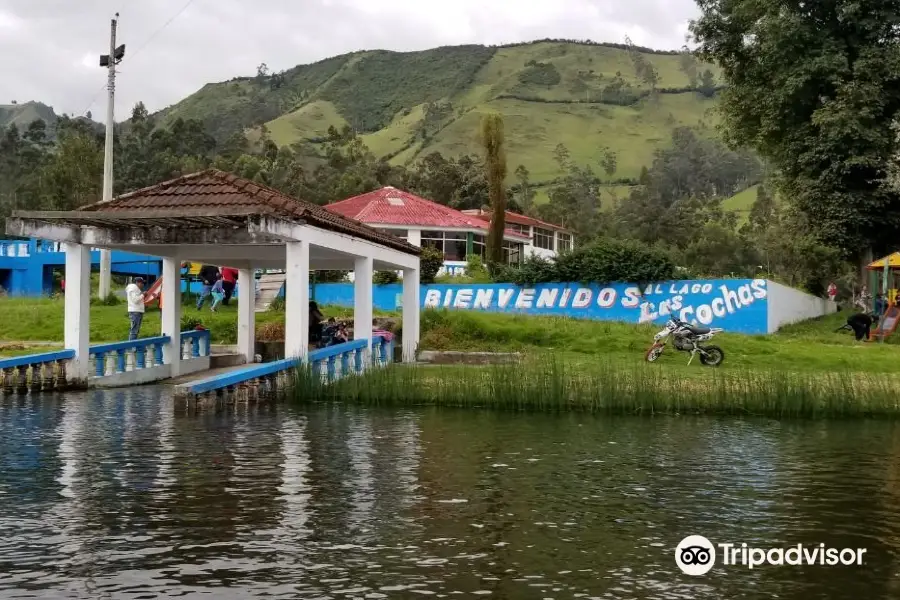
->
[[644, 317, 725, 367]]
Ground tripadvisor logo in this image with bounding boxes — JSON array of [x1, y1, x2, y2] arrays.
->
[[675, 535, 867, 575]]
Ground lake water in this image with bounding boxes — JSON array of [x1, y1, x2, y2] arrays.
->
[[1, 390, 899, 599]]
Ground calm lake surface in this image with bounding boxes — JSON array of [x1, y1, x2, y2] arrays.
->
[[1, 390, 899, 599]]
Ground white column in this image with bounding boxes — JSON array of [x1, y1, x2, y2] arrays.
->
[[64, 243, 91, 384], [553, 231, 559, 254], [285, 242, 310, 359], [407, 229, 422, 247], [98, 249, 112, 299], [401, 266, 420, 363], [237, 267, 256, 364], [354, 256, 374, 367], [161, 257, 182, 376]]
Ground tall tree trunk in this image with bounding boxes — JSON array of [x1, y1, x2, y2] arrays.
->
[[481, 113, 507, 268]]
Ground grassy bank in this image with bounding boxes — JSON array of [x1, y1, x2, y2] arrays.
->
[[1, 298, 898, 376], [0, 297, 356, 349], [290, 358, 900, 418], [419, 310, 900, 374]]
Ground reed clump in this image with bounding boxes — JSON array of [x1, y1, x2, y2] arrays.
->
[[289, 359, 900, 418]]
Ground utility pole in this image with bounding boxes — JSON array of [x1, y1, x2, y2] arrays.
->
[[98, 14, 125, 299]]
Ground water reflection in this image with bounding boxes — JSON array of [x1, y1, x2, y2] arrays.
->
[[0, 392, 899, 598]]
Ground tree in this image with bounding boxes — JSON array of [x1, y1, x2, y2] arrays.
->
[[419, 246, 445, 284], [691, 0, 900, 269], [256, 63, 269, 79], [481, 113, 507, 267], [552, 143, 571, 172], [679, 46, 699, 88], [599, 147, 617, 180], [697, 69, 716, 97], [513, 164, 536, 213]]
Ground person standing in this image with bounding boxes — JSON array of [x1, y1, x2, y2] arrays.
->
[[125, 277, 146, 341], [827, 282, 837, 302], [196, 264, 220, 310], [210, 274, 225, 312], [221, 267, 238, 306]]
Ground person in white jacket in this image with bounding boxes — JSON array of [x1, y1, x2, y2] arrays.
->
[[125, 277, 146, 340]]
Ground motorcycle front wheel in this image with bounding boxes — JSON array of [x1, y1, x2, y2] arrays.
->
[[645, 342, 665, 362], [699, 345, 724, 367]]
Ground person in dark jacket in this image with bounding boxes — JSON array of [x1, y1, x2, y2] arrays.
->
[[196, 265, 220, 310], [846, 312, 875, 341]]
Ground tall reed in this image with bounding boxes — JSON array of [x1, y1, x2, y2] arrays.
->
[[288, 359, 900, 418]]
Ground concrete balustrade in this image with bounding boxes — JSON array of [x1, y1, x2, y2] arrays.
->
[[0, 350, 75, 394]]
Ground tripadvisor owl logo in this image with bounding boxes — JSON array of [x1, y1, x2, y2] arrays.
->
[[675, 535, 868, 575], [675, 535, 716, 576]]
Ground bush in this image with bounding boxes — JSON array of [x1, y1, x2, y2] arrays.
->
[[314, 270, 349, 283], [257, 321, 285, 342], [268, 296, 285, 312], [373, 270, 400, 285], [180, 315, 203, 331], [494, 238, 677, 286], [419, 246, 445, 284]]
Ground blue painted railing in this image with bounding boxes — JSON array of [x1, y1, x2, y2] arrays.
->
[[90, 329, 211, 378], [0, 349, 75, 393], [175, 335, 393, 399]]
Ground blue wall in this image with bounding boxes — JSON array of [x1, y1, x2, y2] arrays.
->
[[310, 279, 771, 335], [0, 240, 161, 296]]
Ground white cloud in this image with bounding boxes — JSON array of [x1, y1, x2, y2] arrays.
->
[[0, 0, 699, 118]]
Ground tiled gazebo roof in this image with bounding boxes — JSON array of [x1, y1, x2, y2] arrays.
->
[[49, 170, 419, 255]]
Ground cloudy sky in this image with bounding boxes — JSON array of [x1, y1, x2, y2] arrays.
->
[[1, 0, 698, 119]]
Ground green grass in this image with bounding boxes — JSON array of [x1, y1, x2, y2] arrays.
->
[[266, 100, 348, 146], [418, 309, 900, 374], [154, 39, 725, 185], [0, 297, 382, 346], [5, 297, 884, 377], [532, 184, 637, 207], [401, 94, 719, 183], [290, 358, 900, 418]]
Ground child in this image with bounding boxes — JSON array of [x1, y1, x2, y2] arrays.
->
[[210, 274, 225, 312]]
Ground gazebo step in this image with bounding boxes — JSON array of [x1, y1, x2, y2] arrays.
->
[[255, 273, 286, 312]]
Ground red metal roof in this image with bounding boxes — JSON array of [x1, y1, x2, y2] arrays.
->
[[461, 209, 571, 232], [326, 187, 530, 240]]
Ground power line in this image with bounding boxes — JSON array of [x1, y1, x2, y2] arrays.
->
[[77, 0, 199, 116]]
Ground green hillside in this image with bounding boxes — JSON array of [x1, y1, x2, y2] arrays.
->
[[157, 40, 722, 184], [0, 102, 58, 132]]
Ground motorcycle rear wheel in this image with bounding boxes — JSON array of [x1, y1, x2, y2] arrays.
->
[[699, 345, 724, 367], [645, 342, 665, 362]]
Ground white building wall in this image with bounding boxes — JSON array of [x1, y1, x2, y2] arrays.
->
[[766, 280, 837, 333]]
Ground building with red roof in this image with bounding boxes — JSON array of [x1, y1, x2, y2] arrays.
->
[[461, 209, 574, 259], [326, 187, 532, 274]]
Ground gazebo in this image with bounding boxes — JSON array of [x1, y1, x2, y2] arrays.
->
[[4, 170, 421, 385]]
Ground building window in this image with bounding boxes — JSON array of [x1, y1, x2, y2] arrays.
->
[[472, 234, 486, 258], [507, 223, 530, 236], [533, 227, 554, 250], [443, 232, 467, 261], [557, 232, 572, 253], [502, 242, 523, 265], [420, 230, 474, 260]]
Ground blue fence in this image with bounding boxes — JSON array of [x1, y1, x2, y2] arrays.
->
[[175, 336, 393, 399]]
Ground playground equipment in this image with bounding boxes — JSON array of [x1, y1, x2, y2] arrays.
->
[[142, 277, 164, 307], [867, 252, 900, 340]]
